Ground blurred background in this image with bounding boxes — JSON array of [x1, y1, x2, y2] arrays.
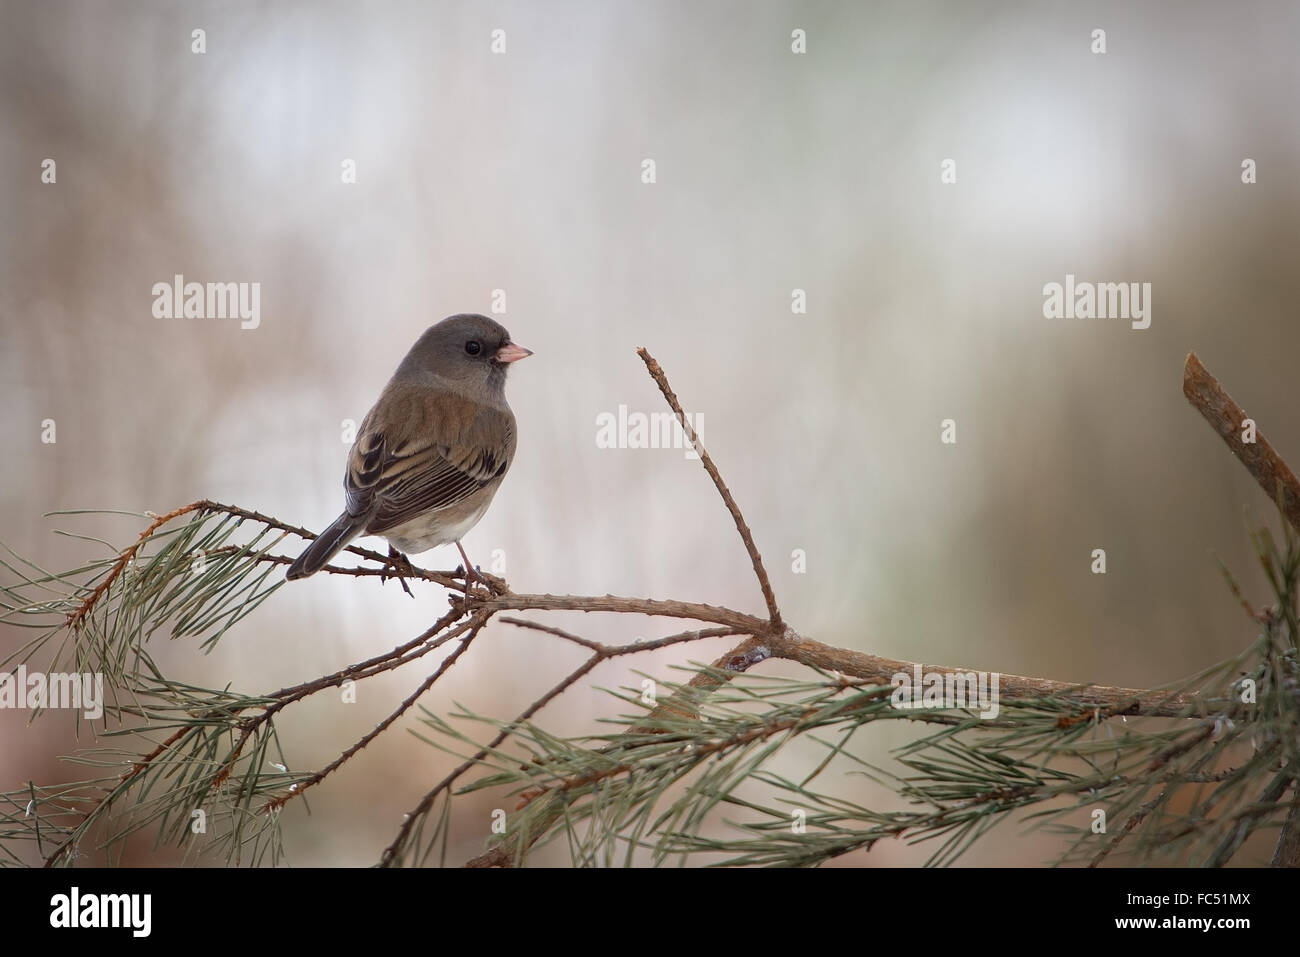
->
[[3, 0, 1300, 866]]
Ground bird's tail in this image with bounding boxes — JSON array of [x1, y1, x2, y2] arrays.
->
[[286, 513, 365, 580]]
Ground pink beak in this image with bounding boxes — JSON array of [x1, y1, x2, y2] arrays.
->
[[494, 341, 533, 364]]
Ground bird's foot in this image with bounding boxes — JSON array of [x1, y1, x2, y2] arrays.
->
[[453, 541, 505, 597], [455, 561, 488, 595], [453, 564, 509, 598], [380, 546, 417, 598]]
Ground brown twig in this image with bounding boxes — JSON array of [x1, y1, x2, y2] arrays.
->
[[262, 614, 489, 813], [210, 546, 496, 590], [637, 348, 783, 631], [1055, 702, 1140, 729], [1183, 353, 1300, 533], [468, 593, 1205, 715], [210, 610, 482, 790]]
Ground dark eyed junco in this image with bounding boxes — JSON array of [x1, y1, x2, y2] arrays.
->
[[286, 314, 531, 582]]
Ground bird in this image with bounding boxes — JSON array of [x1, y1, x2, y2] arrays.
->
[[286, 313, 531, 586]]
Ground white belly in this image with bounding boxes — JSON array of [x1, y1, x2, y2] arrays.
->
[[380, 500, 491, 555]]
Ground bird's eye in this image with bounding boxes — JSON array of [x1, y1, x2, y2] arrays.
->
[[465, 340, 482, 356]]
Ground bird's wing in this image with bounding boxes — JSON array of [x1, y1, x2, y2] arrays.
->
[[343, 384, 516, 534]]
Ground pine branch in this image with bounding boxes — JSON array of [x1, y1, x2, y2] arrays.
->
[[3, 349, 1296, 868]]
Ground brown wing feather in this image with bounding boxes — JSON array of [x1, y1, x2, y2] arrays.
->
[[342, 383, 515, 534]]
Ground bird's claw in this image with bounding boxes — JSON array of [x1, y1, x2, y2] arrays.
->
[[380, 547, 417, 598]]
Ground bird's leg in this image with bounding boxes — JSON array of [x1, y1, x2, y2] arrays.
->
[[455, 540, 488, 594], [383, 545, 416, 599]]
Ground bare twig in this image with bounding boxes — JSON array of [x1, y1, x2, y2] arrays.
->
[[1183, 353, 1300, 533], [262, 614, 489, 812], [468, 593, 1202, 715], [211, 612, 483, 790], [637, 348, 783, 631]]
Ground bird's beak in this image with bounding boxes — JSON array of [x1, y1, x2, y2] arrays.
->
[[494, 341, 533, 364]]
